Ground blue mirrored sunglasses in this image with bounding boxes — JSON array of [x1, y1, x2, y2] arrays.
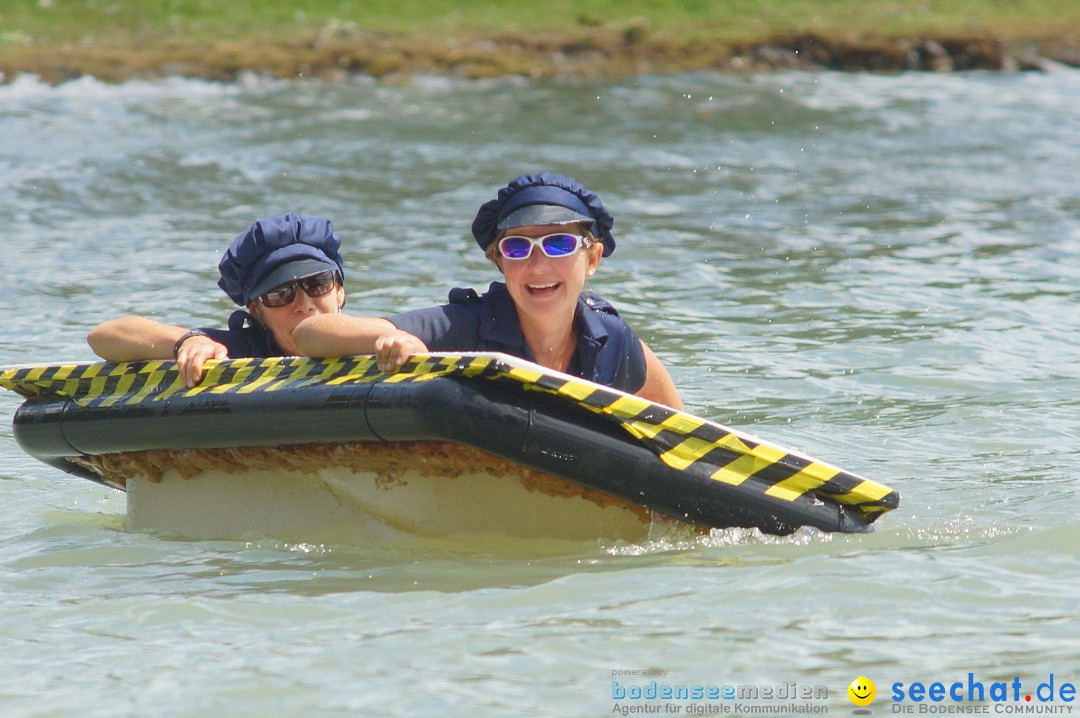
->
[[497, 233, 593, 260]]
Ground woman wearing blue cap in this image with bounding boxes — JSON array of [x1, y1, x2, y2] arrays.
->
[[87, 212, 347, 387], [294, 173, 683, 409]]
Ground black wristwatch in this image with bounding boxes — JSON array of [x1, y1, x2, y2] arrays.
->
[[173, 329, 210, 358]]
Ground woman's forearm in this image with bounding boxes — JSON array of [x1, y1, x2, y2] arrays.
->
[[86, 316, 188, 361], [292, 314, 398, 357]]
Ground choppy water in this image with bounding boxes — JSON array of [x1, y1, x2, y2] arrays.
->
[[2, 67, 1079, 717]]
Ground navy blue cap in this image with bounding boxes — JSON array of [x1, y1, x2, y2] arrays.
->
[[471, 173, 616, 256], [497, 204, 592, 231], [218, 212, 345, 306]]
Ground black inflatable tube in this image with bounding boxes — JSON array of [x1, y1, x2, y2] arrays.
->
[[12, 375, 870, 534]]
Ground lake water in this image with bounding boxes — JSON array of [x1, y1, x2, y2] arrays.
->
[[1, 66, 1079, 717]]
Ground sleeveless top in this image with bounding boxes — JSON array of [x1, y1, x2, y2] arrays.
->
[[388, 282, 647, 393], [199, 310, 281, 358]]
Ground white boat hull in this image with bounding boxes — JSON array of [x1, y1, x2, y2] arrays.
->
[[77, 442, 669, 544]]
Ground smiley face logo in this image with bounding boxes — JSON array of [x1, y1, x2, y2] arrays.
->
[[848, 676, 876, 706]]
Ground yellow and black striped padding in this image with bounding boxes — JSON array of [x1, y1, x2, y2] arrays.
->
[[0, 353, 898, 521]]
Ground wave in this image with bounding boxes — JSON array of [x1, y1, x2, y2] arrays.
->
[[0, 71, 287, 102]]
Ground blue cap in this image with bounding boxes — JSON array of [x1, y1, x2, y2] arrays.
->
[[471, 173, 616, 256], [217, 212, 345, 305]]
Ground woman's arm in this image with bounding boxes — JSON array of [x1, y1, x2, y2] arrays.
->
[[637, 340, 684, 411], [87, 316, 189, 361], [86, 316, 229, 387], [293, 314, 428, 372]]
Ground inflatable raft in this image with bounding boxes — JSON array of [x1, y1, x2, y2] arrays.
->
[[0, 353, 899, 542]]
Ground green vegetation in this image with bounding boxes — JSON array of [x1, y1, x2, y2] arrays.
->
[[1, 0, 1078, 82], [4, 0, 1080, 44]]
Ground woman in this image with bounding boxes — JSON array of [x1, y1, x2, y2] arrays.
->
[[293, 173, 682, 409], [87, 212, 347, 387]]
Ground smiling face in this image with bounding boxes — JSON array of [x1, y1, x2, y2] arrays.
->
[[492, 223, 602, 329], [847, 677, 876, 707], [248, 280, 345, 355]]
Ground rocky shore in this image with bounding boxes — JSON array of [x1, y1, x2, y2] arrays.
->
[[2, 27, 1079, 85]]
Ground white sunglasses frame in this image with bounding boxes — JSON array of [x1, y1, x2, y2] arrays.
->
[[496, 233, 594, 261]]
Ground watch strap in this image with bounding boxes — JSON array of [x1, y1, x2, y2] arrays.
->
[[173, 329, 210, 358]]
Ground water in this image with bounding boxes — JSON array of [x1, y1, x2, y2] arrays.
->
[[2, 67, 1080, 716]]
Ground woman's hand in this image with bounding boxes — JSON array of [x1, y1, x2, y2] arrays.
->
[[175, 335, 229, 388], [374, 330, 428, 373]]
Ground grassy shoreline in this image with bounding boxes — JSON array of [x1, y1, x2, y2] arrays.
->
[[2, 1, 1079, 83]]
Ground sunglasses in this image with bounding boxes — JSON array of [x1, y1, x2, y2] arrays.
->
[[257, 269, 338, 308], [497, 233, 593, 261]]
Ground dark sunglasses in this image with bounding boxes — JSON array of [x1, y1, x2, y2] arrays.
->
[[497, 233, 593, 261], [257, 269, 338, 308]]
